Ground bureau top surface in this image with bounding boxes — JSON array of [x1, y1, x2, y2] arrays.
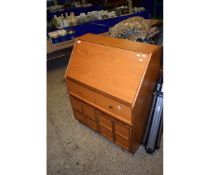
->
[[79, 33, 159, 54], [66, 34, 160, 105]]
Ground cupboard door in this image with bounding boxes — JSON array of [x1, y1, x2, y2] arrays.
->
[[114, 122, 130, 150], [97, 111, 112, 130], [74, 110, 86, 124], [97, 110, 113, 141], [70, 96, 131, 151], [70, 97, 82, 113], [83, 103, 96, 121], [99, 125, 113, 141], [115, 123, 129, 139], [86, 118, 98, 131], [115, 134, 129, 150]]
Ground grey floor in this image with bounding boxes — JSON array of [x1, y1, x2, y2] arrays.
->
[[47, 58, 163, 175]]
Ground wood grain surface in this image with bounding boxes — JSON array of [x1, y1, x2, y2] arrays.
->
[[79, 33, 159, 54], [65, 34, 162, 153], [66, 38, 155, 105]]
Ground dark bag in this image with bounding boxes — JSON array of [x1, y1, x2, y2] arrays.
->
[[143, 78, 163, 154]]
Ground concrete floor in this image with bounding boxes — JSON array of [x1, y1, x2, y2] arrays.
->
[[47, 57, 163, 175]]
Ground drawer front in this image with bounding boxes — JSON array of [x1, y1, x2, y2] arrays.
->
[[67, 80, 95, 103], [74, 111, 86, 124], [95, 93, 131, 123], [114, 123, 129, 139], [115, 134, 129, 150], [97, 111, 112, 129], [83, 103, 96, 121], [99, 125, 113, 141], [86, 118, 97, 131], [71, 97, 82, 113]]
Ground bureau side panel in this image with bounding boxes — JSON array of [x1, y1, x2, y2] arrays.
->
[[132, 47, 162, 153]]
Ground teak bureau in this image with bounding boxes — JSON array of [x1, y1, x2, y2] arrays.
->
[[65, 33, 162, 153]]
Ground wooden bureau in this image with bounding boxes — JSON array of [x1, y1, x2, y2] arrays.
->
[[65, 33, 162, 153]]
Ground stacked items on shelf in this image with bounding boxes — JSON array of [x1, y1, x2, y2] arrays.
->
[[51, 12, 78, 29], [50, 10, 117, 29], [115, 6, 145, 16], [48, 1, 92, 12], [48, 5, 64, 13], [50, 7, 145, 29], [48, 29, 75, 44], [48, 7, 147, 45]]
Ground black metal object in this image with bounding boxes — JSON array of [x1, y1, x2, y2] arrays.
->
[[139, 0, 163, 19], [143, 77, 163, 154]]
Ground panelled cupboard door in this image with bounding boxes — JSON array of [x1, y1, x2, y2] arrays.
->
[[70, 96, 96, 121], [83, 102, 96, 121], [113, 122, 130, 150], [97, 110, 112, 129], [96, 109, 131, 150], [114, 123, 130, 139], [70, 97, 82, 113], [86, 118, 98, 131], [70, 96, 98, 131], [74, 110, 86, 124], [70, 97, 131, 151], [97, 110, 114, 141], [99, 125, 113, 141], [115, 134, 129, 150]]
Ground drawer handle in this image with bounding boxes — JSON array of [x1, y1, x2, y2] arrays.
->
[[108, 105, 113, 109], [117, 105, 121, 110]]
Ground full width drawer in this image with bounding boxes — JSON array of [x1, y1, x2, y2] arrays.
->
[[67, 80, 95, 103], [95, 93, 131, 123]]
